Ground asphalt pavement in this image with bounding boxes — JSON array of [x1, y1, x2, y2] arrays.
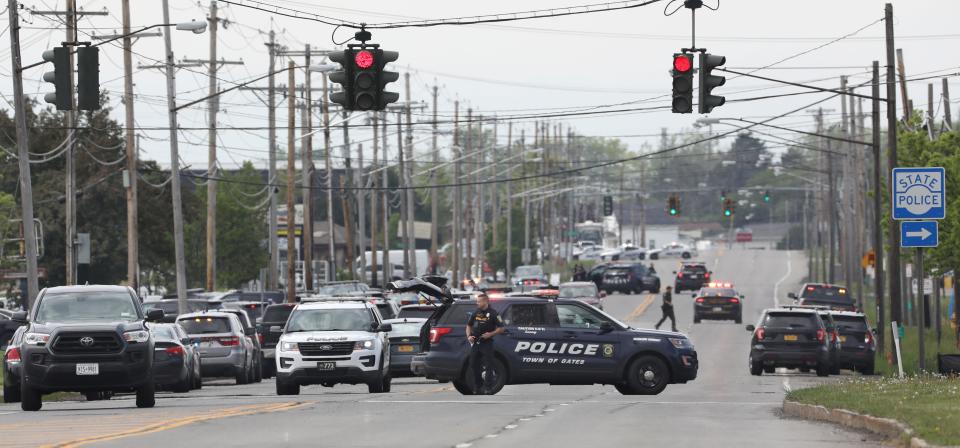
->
[[0, 245, 878, 447]]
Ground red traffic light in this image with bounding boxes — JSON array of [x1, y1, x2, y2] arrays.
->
[[673, 55, 692, 73], [355, 50, 374, 69]]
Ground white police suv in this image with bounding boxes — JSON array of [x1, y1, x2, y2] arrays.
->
[[274, 299, 393, 395]]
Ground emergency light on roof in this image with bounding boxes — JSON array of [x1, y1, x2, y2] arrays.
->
[[706, 282, 732, 288]]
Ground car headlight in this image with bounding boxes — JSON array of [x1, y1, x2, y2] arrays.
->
[[24, 332, 51, 345], [280, 341, 299, 352], [353, 339, 375, 350], [123, 330, 150, 343], [668, 337, 693, 349]]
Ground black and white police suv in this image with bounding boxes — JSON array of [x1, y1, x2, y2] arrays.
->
[[392, 278, 698, 396], [274, 299, 393, 395]]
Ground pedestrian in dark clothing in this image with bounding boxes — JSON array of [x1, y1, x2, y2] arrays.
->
[[466, 294, 505, 394], [655, 286, 677, 332]]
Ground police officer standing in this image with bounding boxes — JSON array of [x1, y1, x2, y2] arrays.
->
[[655, 286, 678, 332], [466, 293, 505, 394]]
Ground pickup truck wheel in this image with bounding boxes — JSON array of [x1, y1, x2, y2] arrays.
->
[[624, 355, 669, 395], [136, 380, 156, 408], [20, 376, 41, 411]]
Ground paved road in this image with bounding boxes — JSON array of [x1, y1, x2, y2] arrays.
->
[[0, 247, 877, 447]]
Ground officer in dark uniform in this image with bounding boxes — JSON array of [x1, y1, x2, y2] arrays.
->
[[466, 293, 505, 394], [655, 286, 677, 332]]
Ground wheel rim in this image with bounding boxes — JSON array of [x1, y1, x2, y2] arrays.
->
[[637, 362, 662, 388]]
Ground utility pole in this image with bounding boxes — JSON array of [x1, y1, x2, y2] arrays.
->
[[430, 85, 439, 271], [465, 109, 473, 279], [404, 73, 417, 277], [506, 122, 513, 278], [286, 61, 296, 303], [452, 102, 461, 286], [7, 0, 40, 306], [381, 115, 390, 284], [896, 49, 910, 122], [370, 113, 379, 287], [162, 0, 189, 310], [267, 30, 279, 290], [342, 112, 355, 278], [206, 0, 219, 292], [943, 78, 953, 129], [476, 115, 485, 279], [357, 142, 366, 282], [396, 110, 408, 277], [302, 45, 314, 291], [827, 139, 836, 284], [322, 73, 335, 281], [121, 0, 138, 292], [872, 61, 884, 353], [885, 3, 903, 345]]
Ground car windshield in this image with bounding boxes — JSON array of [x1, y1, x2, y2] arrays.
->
[[764, 313, 817, 329], [682, 265, 707, 273], [178, 316, 232, 334], [800, 285, 850, 302], [35, 291, 139, 323], [834, 315, 869, 332], [397, 308, 435, 319], [515, 266, 542, 277], [316, 284, 364, 295], [286, 308, 374, 332], [262, 305, 295, 323], [559, 285, 597, 298], [150, 325, 178, 340]]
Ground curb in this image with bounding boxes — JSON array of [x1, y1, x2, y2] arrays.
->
[[782, 400, 935, 447]]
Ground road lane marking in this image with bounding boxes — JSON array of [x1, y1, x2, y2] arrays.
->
[[772, 250, 793, 307], [625, 294, 656, 321], [47, 401, 309, 448]]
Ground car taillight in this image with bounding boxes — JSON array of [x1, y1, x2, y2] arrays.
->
[[257, 333, 264, 345], [695, 297, 704, 303], [755, 328, 765, 340], [219, 336, 240, 346], [704, 272, 710, 279], [6, 347, 21, 362], [816, 329, 825, 342], [164, 346, 185, 356], [729, 297, 739, 304], [865, 331, 874, 345], [677, 273, 684, 278], [429, 327, 452, 344]]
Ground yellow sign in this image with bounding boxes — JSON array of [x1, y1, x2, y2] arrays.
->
[[861, 250, 876, 269]]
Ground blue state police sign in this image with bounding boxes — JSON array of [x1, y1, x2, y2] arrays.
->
[[892, 167, 945, 220]]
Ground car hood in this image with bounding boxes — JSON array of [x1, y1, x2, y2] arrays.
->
[[281, 330, 374, 343], [28, 321, 146, 334]]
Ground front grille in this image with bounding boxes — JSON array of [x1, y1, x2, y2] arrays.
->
[[52, 332, 123, 354], [298, 341, 354, 356]]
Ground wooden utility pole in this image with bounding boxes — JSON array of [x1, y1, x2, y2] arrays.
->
[[381, 115, 390, 284], [491, 118, 499, 249], [357, 143, 367, 281], [430, 85, 439, 271], [286, 62, 296, 302], [370, 113, 379, 287], [404, 73, 417, 276], [452, 102, 461, 286], [464, 108, 473, 280], [896, 48, 910, 122], [885, 3, 903, 352], [505, 122, 513, 278], [942, 78, 953, 129], [7, 0, 40, 305], [267, 30, 279, 290], [322, 73, 335, 281], [396, 110, 408, 277], [302, 45, 314, 291], [342, 112, 355, 278], [121, 0, 138, 292], [205, 1, 219, 291], [927, 83, 935, 139]]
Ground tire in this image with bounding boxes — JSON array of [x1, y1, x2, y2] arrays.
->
[[20, 376, 41, 411], [623, 355, 670, 395], [799, 367, 810, 373], [860, 363, 875, 375], [136, 380, 156, 408], [615, 383, 638, 395], [693, 315, 701, 324], [681, 252, 691, 259], [84, 391, 104, 401], [457, 357, 507, 395], [3, 373, 21, 403], [275, 375, 300, 395], [173, 372, 192, 393], [749, 356, 762, 376], [261, 358, 274, 379], [652, 282, 661, 294], [815, 362, 830, 377], [452, 379, 474, 395], [235, 363, 249, 385], [735, 314, 742, 324], [368, 373, 387, 393], [763, 366, 775, 374], [193, 359, 203, 390], [253, 359, 263, 383]]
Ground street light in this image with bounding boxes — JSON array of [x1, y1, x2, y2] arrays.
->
[[175, 20, 207, 34]]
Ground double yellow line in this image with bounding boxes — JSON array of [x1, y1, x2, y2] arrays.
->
[[47, 401, 310, 448], [625, 294, 656, 321]]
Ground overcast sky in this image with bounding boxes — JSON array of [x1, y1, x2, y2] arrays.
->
[[2, 0, 958, 170]]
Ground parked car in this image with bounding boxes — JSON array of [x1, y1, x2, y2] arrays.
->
[[217, 308, 264, 383], [832, 311, 876, 375], [747, 307, 833, 376], [259, 303, 298, 378], [10, 285, 164, 411], [142, 299, 220, 323], [601, 263, 661, 295], [2, 326, 26, 402], [177, 311, 256, 385], [383, 317, 427, 377], [647, 243, 698, 260], [788, 283, 856, 311], [0, 309, 24, 349], [149, 323, 202, 392], [558, 281, 605, 310]]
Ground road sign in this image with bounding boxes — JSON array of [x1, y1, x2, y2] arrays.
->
[[900, 221, 938, 248], [892, 167, 945, 220]]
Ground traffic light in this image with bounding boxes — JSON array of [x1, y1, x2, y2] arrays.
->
[[723, 198, 734, 217], [668, 195, 680, 216], [671, 53, 693, 114], [698, 53, 726, 114], [720, 190, 727, 202], [603, 195, 613, 216], [763, 190, 770, 202], [329, 48, 400, 111], [77, 46, 100, 111], [42, 46, 72, 110]]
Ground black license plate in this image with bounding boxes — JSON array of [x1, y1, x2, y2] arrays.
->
[[317, 362, 335, 371]]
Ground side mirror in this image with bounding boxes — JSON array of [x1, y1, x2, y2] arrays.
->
[[745, 325, 755, 332], [599, 322, 614, 334], [11, 311, 27, 323], [269, 325, 283, 333], [787, 292, 797, 299], [146, 309, 164, 322], [378, 323, 393, 332]]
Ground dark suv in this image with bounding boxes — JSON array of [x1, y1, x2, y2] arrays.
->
[[788, 283, 855, 311], [259, 302, 297, 378], [693, 284, 742, 324], [9, 285, 164, 411], [673, 262, 710, 292], [746, 308, 833, 377], [832, 311, 876, 374], [601, 263, 660, 295]]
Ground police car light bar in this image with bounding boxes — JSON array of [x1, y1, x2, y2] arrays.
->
[[706, 282, 733, 288]]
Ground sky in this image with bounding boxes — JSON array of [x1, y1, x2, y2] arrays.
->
[[2, 0, 959, 171]]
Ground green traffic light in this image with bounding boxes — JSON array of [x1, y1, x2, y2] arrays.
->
[[670, 209, 678, 215], [724, 210, 731, 217]]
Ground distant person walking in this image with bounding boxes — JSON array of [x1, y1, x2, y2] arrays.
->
[[655, 286, 677, 332]]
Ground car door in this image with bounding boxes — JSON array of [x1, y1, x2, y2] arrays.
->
[[497, 303, 560, 379], [552, 302, 621, 379]]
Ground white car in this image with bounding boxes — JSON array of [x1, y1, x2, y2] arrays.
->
[[647, 243, 698, 260], [274, 300, 393, 395]]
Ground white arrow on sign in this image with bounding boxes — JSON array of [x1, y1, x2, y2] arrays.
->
[[905, 227, 932, 240]]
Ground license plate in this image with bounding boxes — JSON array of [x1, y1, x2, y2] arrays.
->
[[692, 275, 699, 279], [783, 335, 798, 341], [398, 345, 415, 353], [317, 362, 335, 371], [839, 336, 847, 343], [712, 307, 722, 312], [76, 363, 99, 376]]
